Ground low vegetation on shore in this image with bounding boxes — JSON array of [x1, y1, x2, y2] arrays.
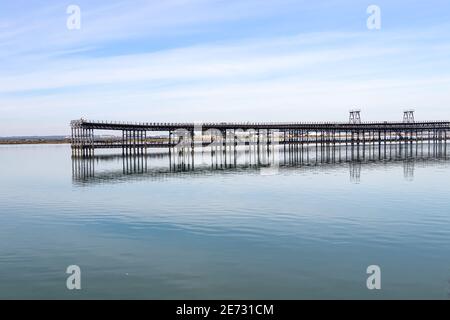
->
[[0, 137, 70, 145]]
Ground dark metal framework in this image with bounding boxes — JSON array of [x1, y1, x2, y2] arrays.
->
[[349, 109, 361, 124], [403, 110, 415, 123], [70, 117, 450, 157]]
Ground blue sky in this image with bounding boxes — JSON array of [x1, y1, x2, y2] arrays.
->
[[0, 0, 450, 135]]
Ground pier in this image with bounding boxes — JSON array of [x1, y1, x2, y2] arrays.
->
[[71, 111, 450, 157]]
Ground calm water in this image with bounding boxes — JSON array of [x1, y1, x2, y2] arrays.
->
[[1, 143, 450, 299]]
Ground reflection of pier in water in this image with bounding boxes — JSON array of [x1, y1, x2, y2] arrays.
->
[[72, 142, 449, 185]]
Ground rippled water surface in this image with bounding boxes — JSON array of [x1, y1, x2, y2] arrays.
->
[[1, 143, 450, 299]]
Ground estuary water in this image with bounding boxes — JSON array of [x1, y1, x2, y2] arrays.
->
[[0, 143, 450, 299]]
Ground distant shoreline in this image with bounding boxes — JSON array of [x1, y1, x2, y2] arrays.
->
[[0, 139, 71, 145], [0, 136, 71, 145]]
